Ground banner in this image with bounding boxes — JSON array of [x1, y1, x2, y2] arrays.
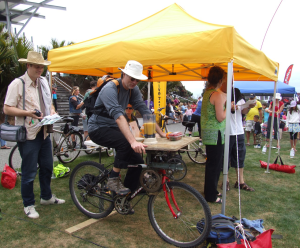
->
[[153, 81, 167, 123], [283, 64, 293, 85]]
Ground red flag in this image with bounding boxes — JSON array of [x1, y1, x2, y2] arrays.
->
[[283, 64, 293, 84]]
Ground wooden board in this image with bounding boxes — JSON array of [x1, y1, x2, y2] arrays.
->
[[65, 210, 117, 234], [145, 137, 199, 151]]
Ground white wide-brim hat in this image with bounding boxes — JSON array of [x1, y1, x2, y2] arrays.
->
[[290, 101, 297, 107], [275, 93, 282, 100], [18, 51, 51, 66], [119, 60, 148, 80]]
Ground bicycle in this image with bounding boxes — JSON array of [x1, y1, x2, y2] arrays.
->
[[179, 121, 207, 164], [69, 160, 212, 247]]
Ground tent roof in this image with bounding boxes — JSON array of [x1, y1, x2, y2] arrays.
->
[[48, 3, 279, 82], [234, 81, 296, 96]]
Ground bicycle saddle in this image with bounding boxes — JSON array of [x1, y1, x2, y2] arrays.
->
[[62, 117, 74, 123], [157, 107, 165, 112], [182, 121, 195, 128]]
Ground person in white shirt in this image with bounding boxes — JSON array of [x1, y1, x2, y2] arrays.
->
[[219, 79, 255, 191], [286, 101, 300, 152]]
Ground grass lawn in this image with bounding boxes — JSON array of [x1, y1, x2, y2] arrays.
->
[[0, 132, 299, 248]]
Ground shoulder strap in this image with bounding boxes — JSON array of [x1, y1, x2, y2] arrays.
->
[[115, 78, 131, 98], [5, 78, 26, 125]]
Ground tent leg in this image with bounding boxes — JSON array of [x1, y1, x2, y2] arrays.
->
[[221, 61, 233, 215], [266, 81, 278, 173]]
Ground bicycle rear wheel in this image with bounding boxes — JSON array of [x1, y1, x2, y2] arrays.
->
[[148, 182, 211, 247], [57, 132, 82, 163], [8, 144, 22, 175], [69, 161, 115, 219], [187, 141, 206, 164]]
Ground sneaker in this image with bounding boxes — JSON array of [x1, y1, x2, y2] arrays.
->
[[107, 177, 131, 195], [257, 145, 261, 149], [24, 205, 39, 219], [40, 195, 65, 205], [254, 145, 258, 148]]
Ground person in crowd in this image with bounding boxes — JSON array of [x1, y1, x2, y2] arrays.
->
[[265, 93, 284, 148], [181, 102, 187, 115], [174, 102, 182, 122], [286, 100, 300, 152], [174, 97, 180, 105], [125, 103, 140, 129], [185, 105, 193, 121], [220, 84, 255, 192], [69, 86, 85, 147], [88, 60, 166, 199], [0, 137, 11, 149], [245, 93, 263, 146], [253, 115, 262, 149], [144, 96, 154, 111], [191, 101, 197, 113], [188, 99, 202, 141], [196, 96, 202, 105], [261, 102, 269, 137], [3, 51, 65, 219], [201, 66, 227, 203], [82, 80, 97, 139], [169, 101, 177, 123], [166, 93, 172, 105], [52, 79, 58, 112]]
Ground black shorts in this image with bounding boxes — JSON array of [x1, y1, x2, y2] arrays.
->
[[229, 134, 246, 168], [89, 127, 144, 169]]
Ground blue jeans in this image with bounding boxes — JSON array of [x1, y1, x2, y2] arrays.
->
[[18, 129, 53, 207], [0, 137, 6, 147]]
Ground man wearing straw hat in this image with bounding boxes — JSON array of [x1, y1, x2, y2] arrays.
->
[[88, 60, 166, 200], [4, 51, 65, 219]]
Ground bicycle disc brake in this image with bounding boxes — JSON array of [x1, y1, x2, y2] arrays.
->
[[165, 158, 186, 181], [139, 169, 161, 193], [114, 196, 131, 215]]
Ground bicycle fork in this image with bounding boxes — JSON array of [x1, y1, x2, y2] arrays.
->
[[161, 170, 181, 219]]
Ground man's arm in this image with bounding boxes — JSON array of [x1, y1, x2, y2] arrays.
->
[[116, 115, 147, 154], [4, 105, 43, 120]]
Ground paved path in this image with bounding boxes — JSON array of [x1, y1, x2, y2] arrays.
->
[[0, 120, 188, 171]]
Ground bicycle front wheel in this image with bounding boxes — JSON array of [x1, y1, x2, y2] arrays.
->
[[8, 144, 22, 175], [148, 182, 211, 247], [69, 161, 115, 219], [57, 132, 82, 163], [187, 141, 206, 164]]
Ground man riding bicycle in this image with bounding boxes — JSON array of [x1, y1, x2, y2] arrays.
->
[[88, 60, 166, 196]]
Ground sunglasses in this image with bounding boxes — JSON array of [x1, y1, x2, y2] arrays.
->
[[126, 107, 133, 110], [130, 76, 139, 82]]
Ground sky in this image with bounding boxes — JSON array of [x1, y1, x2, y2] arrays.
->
[[11, 0, 300, 98]]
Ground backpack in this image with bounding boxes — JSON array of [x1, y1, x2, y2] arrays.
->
[[197, 214, 243, 244], [83, 76, 118, 118]]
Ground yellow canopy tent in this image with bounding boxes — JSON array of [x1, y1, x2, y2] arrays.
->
[[48, 3, 280, 215], [48, 3, 278, 82]]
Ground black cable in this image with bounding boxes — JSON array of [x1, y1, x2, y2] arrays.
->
[[0, 209, 108, 248]]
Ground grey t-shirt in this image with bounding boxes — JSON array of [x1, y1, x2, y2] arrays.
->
[[88, 79, 151, 132]]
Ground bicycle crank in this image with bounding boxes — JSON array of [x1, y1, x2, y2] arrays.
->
[[114, 196, 132, 215]]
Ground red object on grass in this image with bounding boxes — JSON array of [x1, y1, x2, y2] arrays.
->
[[1, 164, 17, 189], [260, 160, 296, 174], [217, 229, 274, 248]]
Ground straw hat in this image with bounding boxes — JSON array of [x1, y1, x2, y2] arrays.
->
[[119, 60, 147, 80], [18, 51, 51, 66]]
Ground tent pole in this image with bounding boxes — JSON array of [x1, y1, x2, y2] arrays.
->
[[221, 61, 233, 215], [266, 81, 278, 173]]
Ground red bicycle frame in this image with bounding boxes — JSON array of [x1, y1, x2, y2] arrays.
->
[[160, 169, 181, 218]]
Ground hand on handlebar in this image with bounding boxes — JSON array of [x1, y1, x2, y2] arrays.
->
[[131, 141, 148, 154]]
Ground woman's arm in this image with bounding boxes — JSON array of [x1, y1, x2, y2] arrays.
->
[[210, 91, 226, 122]]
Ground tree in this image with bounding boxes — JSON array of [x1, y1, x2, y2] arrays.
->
[[0, 24, 34, 121]]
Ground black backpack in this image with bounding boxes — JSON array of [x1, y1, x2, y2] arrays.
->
[[84, 76, 129, 119]]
